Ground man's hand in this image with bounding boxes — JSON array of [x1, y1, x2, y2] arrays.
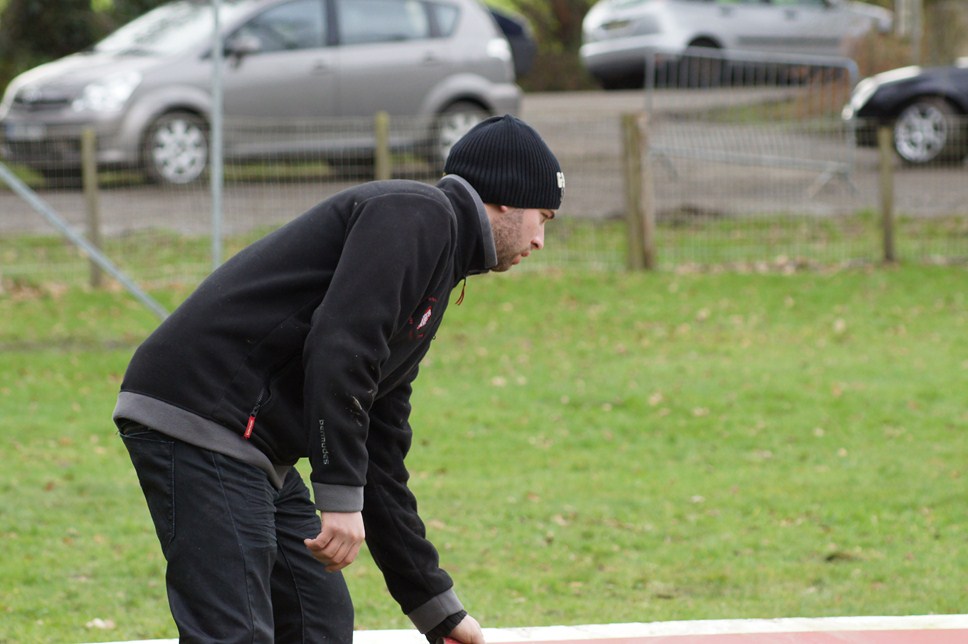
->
[[443, 614, 484, 644], [303, 511, 365, 572]]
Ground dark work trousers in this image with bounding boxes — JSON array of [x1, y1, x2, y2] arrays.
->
[[120, 424, 354, 643]]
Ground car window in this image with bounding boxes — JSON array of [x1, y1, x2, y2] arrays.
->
[[428, 1, 460, 37], [336, 0, 431, 45], [95, 0, 253, 56], [770, 0, 828, 5], [234, 0, 326, 53], [608, 0, 651, 7]]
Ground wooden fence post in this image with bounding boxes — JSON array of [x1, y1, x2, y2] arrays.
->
[[621, 112, 656, 270], [877, 125, 896, 263], [374, 111, 392, 181], [81, 127, 103, 287]]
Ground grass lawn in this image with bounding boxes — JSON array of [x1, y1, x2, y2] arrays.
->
[[0, 265, 966, 642]]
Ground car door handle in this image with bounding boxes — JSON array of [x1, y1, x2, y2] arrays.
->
[[312, 60, 331, 73]]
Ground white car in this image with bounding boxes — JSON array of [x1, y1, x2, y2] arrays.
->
[[580, 0, 893, 89]]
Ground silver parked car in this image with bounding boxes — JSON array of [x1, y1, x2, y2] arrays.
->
[[0, 0, 521, 184], [580, 0, 893, 90]]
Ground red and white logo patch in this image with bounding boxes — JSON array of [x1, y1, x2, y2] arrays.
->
[[409, 297, 438, 340], [417, 306, 433, 331]]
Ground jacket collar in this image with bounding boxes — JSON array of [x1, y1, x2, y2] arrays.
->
[[436, 174, 497, 280]]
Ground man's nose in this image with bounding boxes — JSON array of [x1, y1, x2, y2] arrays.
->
[[532, 229, 545, 250]]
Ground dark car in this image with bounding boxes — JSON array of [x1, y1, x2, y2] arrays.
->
[[488, 6, 536, 79], [843, 59, 968, 165]]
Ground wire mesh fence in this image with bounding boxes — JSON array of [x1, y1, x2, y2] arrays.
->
[[638, 47, 966, 271], [1, 77, 966, 298]]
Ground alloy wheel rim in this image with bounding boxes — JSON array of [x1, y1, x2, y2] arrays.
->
[[895, 104, 948, 163], [438, 112, 484, 161], [151, 119, 207, 183]]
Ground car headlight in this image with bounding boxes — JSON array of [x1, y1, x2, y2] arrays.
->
[[847, 77, 879, 113], [71, 72, 142, 113], [585, 12, 660, 42], [0, 91, 13, 119]]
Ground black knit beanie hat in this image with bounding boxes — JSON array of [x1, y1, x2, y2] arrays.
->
[[444, 114, 565, 210]]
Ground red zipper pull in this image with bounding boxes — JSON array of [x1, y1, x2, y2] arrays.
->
[[244, 394, 265, 440]]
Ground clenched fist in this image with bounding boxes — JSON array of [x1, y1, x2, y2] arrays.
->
[[304, 511, 365, 572]]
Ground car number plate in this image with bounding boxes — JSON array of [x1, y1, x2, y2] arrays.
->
[[4, 122, 47, 141]]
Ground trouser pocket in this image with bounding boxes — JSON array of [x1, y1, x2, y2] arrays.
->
[[119, 423, 175, 552]]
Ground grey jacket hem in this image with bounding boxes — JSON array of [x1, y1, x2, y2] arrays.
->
[[407, 589, 464, 634], [113, 391, 289, 489]]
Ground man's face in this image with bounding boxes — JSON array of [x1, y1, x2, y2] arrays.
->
[[489, 206, 555, 272]]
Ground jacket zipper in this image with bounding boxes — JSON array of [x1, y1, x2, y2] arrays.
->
[[244, 388, 269, 440], [242, 353, 299, 440]]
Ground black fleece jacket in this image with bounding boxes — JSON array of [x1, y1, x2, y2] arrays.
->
[[113, 175, 495, 634]]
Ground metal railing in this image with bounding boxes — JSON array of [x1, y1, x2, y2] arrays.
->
[[643, 47, 860, 199]]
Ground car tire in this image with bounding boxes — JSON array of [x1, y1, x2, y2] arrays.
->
[[142, 111, 209, 184], [893, 97, 966, 165], [431, 102, 490, 168]]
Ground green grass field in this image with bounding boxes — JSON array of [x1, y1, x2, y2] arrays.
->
[[1, 265, 966, 642]]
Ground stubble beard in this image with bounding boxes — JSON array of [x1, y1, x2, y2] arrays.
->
[[490, 208, 524, 272]]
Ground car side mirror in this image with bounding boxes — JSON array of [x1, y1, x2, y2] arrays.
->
[[225, 33, 262, 60]]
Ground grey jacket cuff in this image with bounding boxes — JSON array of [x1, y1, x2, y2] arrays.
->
[[312, 482, 364, 512], [407, 588, 464, 634]]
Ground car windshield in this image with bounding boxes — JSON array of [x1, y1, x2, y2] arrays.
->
[[94, 0, 254, 56], [602, 0, 651, 8]]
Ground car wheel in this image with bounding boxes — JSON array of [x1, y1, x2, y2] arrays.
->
[[142, 111, 209, 184], [893, 98, 965, 165], [433, 102, 490, 168]]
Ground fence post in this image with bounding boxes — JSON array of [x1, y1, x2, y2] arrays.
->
[[877, 125, 896, 263], [374, 111, 392, 181], [621, 112, 656, 270], [81, 127, 103, 288]]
